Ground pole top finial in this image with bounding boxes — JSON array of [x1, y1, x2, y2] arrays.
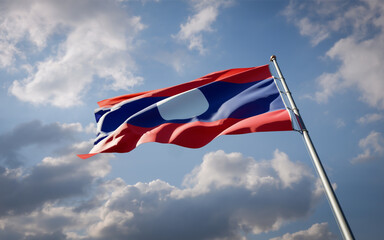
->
[[270, 55, 276, 62]]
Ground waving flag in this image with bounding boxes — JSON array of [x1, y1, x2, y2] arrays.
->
[[78, 65, 293, 159]]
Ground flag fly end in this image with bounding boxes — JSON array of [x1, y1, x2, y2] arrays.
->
[[77, 153, 98, 159]]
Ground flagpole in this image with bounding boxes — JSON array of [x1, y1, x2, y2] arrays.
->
[[270, 55, 355, 240]]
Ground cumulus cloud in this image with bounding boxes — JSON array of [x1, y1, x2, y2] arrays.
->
[[0, 0, 144, 108], [88, 150, 320, 239], [181, 150, 312, 196], [270, 222, 337, 240], [316, 34, 384, 109], [0, 149, 323, 239], [285, 0, 384, 109], [352, 131, 384, 164], [174, 0, 232, 54]]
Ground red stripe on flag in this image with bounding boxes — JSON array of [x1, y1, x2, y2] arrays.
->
[[97, 65, 271, 108]]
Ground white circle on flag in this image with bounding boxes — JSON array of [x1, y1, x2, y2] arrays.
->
[[157, 88, 209, 120]]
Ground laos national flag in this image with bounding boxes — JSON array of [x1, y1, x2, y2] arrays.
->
[[78, 65, 293, 159]]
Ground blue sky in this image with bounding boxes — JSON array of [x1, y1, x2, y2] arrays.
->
[[0, 0, 383, 239]]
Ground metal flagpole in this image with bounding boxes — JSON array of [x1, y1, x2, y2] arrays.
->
[[269, 55, 355, 240]]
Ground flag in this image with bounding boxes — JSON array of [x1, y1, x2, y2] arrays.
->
[[78, 64, 293, 159]]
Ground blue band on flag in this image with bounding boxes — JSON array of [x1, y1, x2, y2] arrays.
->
[[96, 97, 165, 133]]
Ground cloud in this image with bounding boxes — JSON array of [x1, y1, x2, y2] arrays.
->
[[0, 140, 111, 217], [152, 49, 192, 73], [283, 0, 377, 46], [295, 17, 330, 46], [83, 150, 322, 239], [357, 113, 384, 124], [317, 34, 384, 109], [0, 0, 145, 108], [283, 0, 340, 46], [0, 120, 90, 167], [0, 226, 67, 240], [174, 0, 232, 55], [181, 150, 313, 195], [0, 149, 323, 239], [99, 150, 320, 238], [335, 118, 346, 128], [352, 131, 384, 164], [285, 0, 384, 109], [269, 222, 337, 240]]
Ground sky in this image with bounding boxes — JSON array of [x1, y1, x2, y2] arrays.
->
[[0, 0, 383, 239]]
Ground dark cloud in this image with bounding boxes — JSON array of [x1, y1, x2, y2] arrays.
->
[[0, 164, 90, 216], [26, 231, 68, 240], [0, 141, 110, 217], [0, 120, 80, 167], [0, 228, 67, 240]]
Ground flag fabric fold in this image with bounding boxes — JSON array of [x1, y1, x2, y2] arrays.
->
[[78, 64, 293, 159]]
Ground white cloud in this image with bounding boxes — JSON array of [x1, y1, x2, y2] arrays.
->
[[269, 222, 337, 240], [285, 0, 384, 109], [271, 150, 312, 188], [296, 17, 330, 46], [312, 72, 345, 104], [60, 122, 96, 134], [352, 131, 384, 164], [0, 149, 323, 239], [283, 0, 340, 46], [0, 40, 21, 69], [319, 35, 384, 109], [357, 113, 384, 124], [174, 0, 232, 55], [283, 0, 378, 46], [335, 118, 346, 128], [0, 0, 145, 108], [180, 150, 312, 196]]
